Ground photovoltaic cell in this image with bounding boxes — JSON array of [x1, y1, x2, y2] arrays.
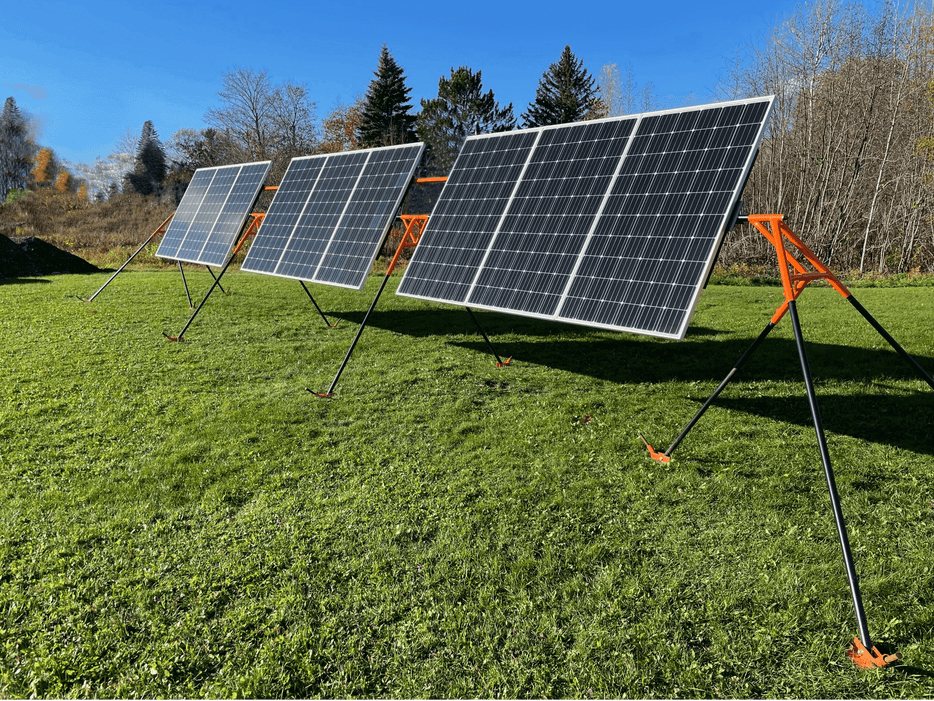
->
[[397, 97, 773, 339], [391, 131, 538, 303], [156, 169, 215, 260], [238, 158, 326, 274], [198, 162, 274, 266], [156, 161, 271, 266], [241, 143, 425, 290]]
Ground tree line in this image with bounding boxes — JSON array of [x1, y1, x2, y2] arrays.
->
[[720, 0, 934, 274], [5, 0, 934, 275]]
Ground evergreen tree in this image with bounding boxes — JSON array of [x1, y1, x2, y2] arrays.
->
[[0, 97, 34, 200], [417, 67, 516, 177], [357, 45, 417, 147], [522, 46, 601, 128], [125, 120, 167, 196]]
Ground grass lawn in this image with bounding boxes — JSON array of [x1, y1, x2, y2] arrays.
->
[[1, 269, 933, 698]]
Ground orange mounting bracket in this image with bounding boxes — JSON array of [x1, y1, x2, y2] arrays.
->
[[386, 214, 430, 275], [846, 637, 901, 669], [746, 214, 852, 325], [231, 212, 265, 256]]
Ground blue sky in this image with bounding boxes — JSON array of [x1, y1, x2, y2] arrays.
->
[[3, 0, 803, 165]]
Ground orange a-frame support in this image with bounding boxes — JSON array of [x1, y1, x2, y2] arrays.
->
[[642, 213, 933, 669]]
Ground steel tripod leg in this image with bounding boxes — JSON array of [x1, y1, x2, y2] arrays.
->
[[846, 294, 934, 390], [178, 262, 193, 308], [299, 281, 336, 328], [656, 319, 778, 460], [205, 266, 230, 296], [465, 307, 510, 367], [86, 235, 154, 302], [787, 299, 874, 651], [314, 273, 392, 397], [164, 257, 234, 341]]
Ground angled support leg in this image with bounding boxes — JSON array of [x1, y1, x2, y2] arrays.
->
[[84, 213, 174, 302], [643, 317, 780, 463], [299, 281, 338, 328], [465, 307, 511, 367], [788, 301, 870, 651], [311, 214, 433, 398], [312, 273, 393, 398], [845, 295, 934, 389], [178, 262, 193, 308], [164, 256, 236, 342], [205, 265, 231, 296], [788, 300, 901, 669]]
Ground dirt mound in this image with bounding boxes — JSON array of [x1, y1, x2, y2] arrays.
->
[[0, 234, 100, 280]]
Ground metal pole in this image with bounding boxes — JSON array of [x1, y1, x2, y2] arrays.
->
[[787, 299, 874, 650], [316, 272, 393, 397], [663, 319, 777, 458], [299, 280, 336, 328], [178, 262, 193, 308], [86, 216, 171, 302], [846, 294, 934, 390], [164, 256, 236, 342], [86, 234, 155, 302], [465, 307, 509, 366], [205, 265, 230, 296]]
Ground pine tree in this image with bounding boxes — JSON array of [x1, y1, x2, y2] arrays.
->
[[0, 96, 34, 200], [522, 46, 601, 128], [357, 45, 417, 147], [417, 67, 516, 176], [125, 120, 167, 196]]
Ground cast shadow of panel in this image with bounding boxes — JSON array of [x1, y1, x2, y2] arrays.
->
[[453, 333, 934, 388], [699, 391, 934, 457], [329, 306, 934, 386]]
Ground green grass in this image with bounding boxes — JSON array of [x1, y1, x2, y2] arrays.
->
[[2, 269, 933, 698]]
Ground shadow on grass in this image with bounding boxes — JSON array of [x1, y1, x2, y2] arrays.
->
[[324, 306, 933, 377], [0, 277, 53, 285], [701, 392, 934, 456], [892, 663, 934, 680]]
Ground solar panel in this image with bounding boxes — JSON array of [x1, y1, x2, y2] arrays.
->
[[240, 143, 425, 290], [156, 161, 271, 267], [397, 96, 774, 340]]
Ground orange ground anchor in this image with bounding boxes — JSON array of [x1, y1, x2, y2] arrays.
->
[[846, 637, 901, 669], [638, 433, 670, 463]]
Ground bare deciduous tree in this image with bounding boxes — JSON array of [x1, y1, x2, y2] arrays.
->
[[204, 67, 318, 179], [720, 0, 934, 275]]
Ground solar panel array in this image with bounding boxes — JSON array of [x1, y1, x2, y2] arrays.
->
[[241, 143, 425, 290], [397, 96, 774, 340], [156, 161, 271, 267]]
